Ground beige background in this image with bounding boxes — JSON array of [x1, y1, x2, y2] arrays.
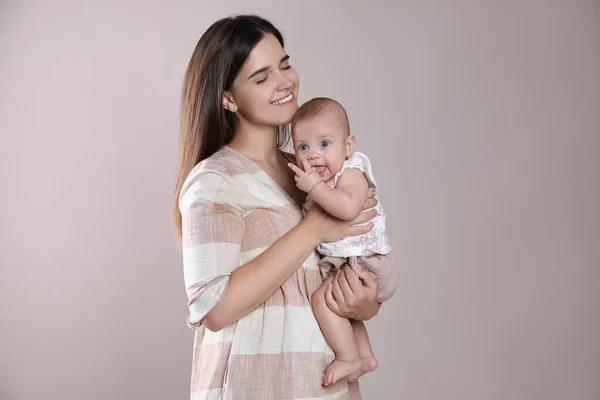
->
[[1, 1, 599, 399]]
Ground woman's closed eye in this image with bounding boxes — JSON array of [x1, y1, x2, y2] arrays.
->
[[257, 75, 268, 84], [257, 64, 292, 84], [281, 58, 292, 70]]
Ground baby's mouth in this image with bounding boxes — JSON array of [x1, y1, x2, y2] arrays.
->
[[313, 166, 326, 174]]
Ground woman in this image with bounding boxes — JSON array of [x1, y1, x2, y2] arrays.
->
[[173, 15, 382, 399]]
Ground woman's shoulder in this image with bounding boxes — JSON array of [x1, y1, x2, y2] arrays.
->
[[179, 147, 256, 206], [188, 146, 259, 179]]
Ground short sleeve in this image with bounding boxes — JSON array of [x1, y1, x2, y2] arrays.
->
[[179, 170, 245, 330], [344, 152, 370, 173], [334, 151, 378, 188]]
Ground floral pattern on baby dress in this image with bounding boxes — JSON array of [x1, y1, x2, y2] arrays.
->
[[302, 151, 392, 258]]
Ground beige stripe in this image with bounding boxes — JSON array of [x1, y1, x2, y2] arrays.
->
[[241, 205, 300, 252], [239, 246, 321, 272], [191, 341, 232, 392], [224, 352, 360, 399], [192, 349, 361, 399], [225, 247, 320, 308], [266, 283, 309, 308], [238, 248, 323, 308], [274, 267, 321, 306]]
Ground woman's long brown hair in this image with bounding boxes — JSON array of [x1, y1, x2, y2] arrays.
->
[[173, 15, 288, 247]]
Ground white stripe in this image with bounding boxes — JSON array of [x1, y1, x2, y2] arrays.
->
[[197, 323, 236, 348], [297, 386, 349, 400], [243, 172, 294, 207], [302, 251, 321, 271], [190, 387, 222, 400], [239, 245, 268, 264], [183, 243, 241, 285], [230, 305, 334, 356], [187, 275, 229, 328], [180, 172, 223, 208]]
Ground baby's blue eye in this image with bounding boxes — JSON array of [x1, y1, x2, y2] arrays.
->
[[299, 144, 308, 151], [320, 141, 329, 148]]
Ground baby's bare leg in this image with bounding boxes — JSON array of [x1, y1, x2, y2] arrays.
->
[[347, 320, 379, 382], [312, 277, 362, 386]]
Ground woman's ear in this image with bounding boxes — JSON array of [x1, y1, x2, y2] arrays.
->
[[345, 134, 356, 157], [222, 92, 238, 113]]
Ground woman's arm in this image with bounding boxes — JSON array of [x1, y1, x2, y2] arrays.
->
[[202, 214, 316, 331], [201, 204, 377, 332]]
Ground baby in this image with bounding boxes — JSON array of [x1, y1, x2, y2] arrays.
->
[[288, 97, 399, 386]]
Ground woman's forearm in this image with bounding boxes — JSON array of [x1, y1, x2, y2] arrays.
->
[[203, 219, 320, 331]]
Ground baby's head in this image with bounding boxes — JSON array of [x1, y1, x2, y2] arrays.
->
[[291, 97, 355, 183]]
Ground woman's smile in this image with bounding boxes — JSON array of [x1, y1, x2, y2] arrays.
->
[[271, 93, 294, 105]]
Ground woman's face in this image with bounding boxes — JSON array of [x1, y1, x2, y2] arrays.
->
[[225, 33, 299, 128]]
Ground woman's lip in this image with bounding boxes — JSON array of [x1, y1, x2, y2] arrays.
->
[[271, 93, 294, 105]]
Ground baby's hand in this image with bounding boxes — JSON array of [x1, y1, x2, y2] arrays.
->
[[287, 158, 323, 193]]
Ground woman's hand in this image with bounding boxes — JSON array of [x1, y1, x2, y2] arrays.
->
[[303, 188, 380, 318], [304, 189, 378, 244], [325, 266, 380, 321]]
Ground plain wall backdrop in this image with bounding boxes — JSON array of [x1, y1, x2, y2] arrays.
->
[[1, 1, 599, 399]]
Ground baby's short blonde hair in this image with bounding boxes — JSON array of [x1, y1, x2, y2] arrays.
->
[[291, 97, 350, 135]]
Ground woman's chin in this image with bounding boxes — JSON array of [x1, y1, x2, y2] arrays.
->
[[273, 104, 299, 125]]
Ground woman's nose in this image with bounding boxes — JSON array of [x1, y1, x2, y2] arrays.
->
[[275, 71, 294, 91]]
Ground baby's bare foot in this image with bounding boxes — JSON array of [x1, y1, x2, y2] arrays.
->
[[321, 358, 362, 387], [347, 356, 378, 382]]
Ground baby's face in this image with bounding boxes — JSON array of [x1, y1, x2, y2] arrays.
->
[[292, 113, 351, 183]]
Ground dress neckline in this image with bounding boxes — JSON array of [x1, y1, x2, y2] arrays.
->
[[223, 146, 302, 210]]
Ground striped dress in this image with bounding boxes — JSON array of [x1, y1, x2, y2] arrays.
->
[[179, 146, 361, 400]]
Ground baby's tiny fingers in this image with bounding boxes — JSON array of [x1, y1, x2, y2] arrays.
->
[[302, 158, 313, 172], [287, 163, 304, 175]]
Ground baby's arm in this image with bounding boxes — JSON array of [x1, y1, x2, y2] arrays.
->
[[310, 168, 369, 221]]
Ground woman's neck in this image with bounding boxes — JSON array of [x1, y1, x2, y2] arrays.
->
[[228, 122, 280, 164]]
